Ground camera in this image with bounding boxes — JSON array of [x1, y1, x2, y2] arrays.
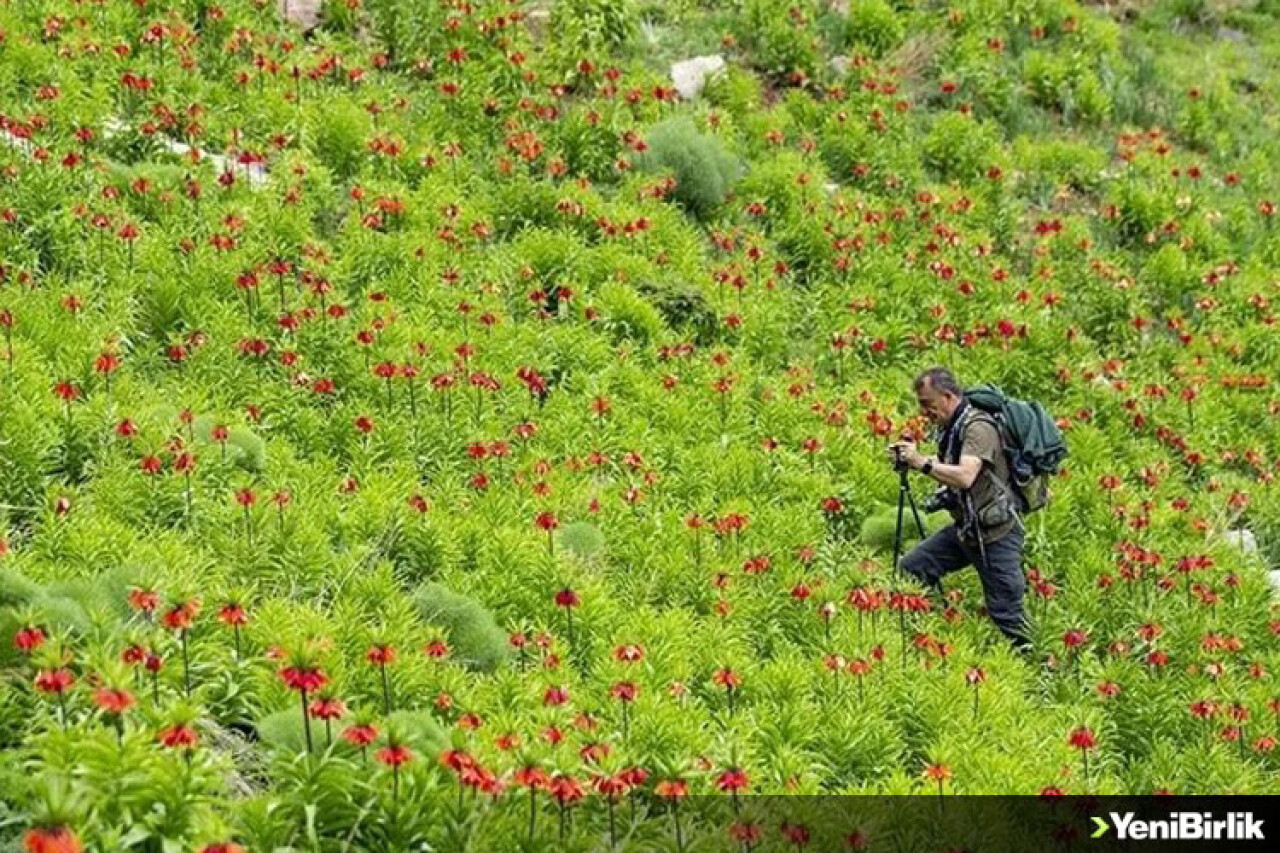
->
[[922, 487, 958, 514], [890, 443, 907, 470]]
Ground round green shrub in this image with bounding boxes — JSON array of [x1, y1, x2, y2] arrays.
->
[[859, 508, 950, 552], [635, 117, 743, 222], [412, 582, 509, 672], [559, 521, 605, 561]]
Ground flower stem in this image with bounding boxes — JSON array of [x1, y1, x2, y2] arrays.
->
[[300, 688, 313, 754]]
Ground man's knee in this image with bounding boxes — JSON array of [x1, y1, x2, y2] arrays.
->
[[900, 527, 966, 585], [899, 546, 928, 581]]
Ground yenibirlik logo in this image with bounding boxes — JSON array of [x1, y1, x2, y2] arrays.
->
[[1091, 812, 1265, 841]]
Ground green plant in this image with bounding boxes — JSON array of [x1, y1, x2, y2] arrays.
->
[[921, 112, 1002, 182], [738, 0, 823, 80], [412, 583, 509, 672], [846, 0, 906, 57], [635, 117, 743, 222]]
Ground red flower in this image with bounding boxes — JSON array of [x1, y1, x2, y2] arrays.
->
[[1062, 629, 1088, 648], [95, 352, 120, 375], [376, 743, 414, 767], [620, 766, 649, 788], [14, 625, 46, 653], [441, 749, 476, 773], [715, 767, 749, 793], [198, 844, 247, 853], [128, 587, 159, 613], [713, 667, 742, 690], [610, 681, 638, 702], [34, 668, 74, 695], [534, 511, 559, 531], [655, 778, 688, 799], [554, 588, 579, 609], [23, 825, 83, 853], [613, 643, 644, 663], [366, 644, 396, 665], [158, 724, 199, 750], [217, 602, 248, 627], [923, 763, 952, 782], [594, 773, 629, 797], [731, 821, 764, 844], [1068, 726, 1097, 751], [548, 774, 586, 805], [308, 696, 346, 720], [341, 723, 379, 746], [423, 639, 450, 659], [515, 765, 549, 790], [161, 599, 200, 631], [93, 687, 135, 715], [280, 666, 328, 693], [780, 821, 810, 846], [53, 381, 80, 402]]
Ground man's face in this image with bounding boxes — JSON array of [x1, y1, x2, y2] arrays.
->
[[916, 380, 954, 426]]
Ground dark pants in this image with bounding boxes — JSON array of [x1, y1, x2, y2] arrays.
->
[[900, 523, 1031, 649]]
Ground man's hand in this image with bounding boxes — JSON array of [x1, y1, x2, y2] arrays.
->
[[887, 440, 926, 471]]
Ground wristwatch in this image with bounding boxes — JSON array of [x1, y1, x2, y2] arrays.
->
[[921, 459, 935, 476]]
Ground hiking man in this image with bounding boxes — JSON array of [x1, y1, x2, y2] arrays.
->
[[887, 367, 1032, 650]]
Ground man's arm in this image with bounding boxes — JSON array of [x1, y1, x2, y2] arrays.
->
[[916, 454, 982, 490], [891, 441, 983, 489]]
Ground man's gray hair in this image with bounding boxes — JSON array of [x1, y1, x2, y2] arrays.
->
[[913, 366, 962, 396]]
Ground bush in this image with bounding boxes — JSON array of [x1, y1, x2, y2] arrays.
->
[[308, 101, 367, 181], [859, 506, 950, 551], [1141, 243, 1193, 312], [635, 117, 743, 222], [257, 706, 440, 756], [559, 521, 605, 561], [597, 281, 668, 346], [846, 0, 906, 58], [634, 278, 720, 344], [702, 65, 765, 121], [193, 416, 266, 474], [1106, 179, 1172, 247], [921, 113, 1002, 182], [412, 583, 509, 672], [1014, 137, 1107, 194], [1072, 70, 1112, 125], [549, 0, 639, 60], [738, 0, 823, 81]]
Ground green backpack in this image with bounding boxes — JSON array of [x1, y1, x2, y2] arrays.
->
[[963, 384, 1068, 514]]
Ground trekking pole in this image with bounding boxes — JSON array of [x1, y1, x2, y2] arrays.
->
[[892, 450, 927, 577]]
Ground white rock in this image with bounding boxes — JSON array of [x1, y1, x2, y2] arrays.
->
[[1223, 528, 1258, 554], [280, 0, 322, 32], [0, 130, 34, 156], [1269, 570, 1280, 596], [671, 55, 726, 101], [829, 56, 851, 76], [526, 6, 550, 41]]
